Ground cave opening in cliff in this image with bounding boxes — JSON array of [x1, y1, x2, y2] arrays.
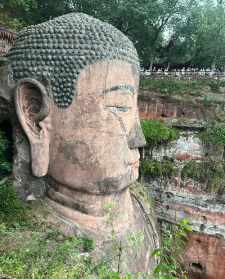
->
[[190, 262, 203, 272], [0, 119, 13, 178]]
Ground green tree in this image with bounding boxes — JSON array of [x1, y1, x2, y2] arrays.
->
[[2, 0, 225, 68], [0, 0, 35, 29], [65, 0, 197, 68], [166, 0, 225, 68]]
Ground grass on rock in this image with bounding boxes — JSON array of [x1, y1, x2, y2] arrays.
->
[[140, 79, 225, 95]]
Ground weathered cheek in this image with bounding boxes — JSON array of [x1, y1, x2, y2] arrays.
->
[[57, 140, 99, 168]]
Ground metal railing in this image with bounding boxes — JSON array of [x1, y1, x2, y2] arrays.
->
[[141, 69, 225, 80]]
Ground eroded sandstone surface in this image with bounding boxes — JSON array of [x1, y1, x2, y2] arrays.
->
[[139, 88, 225, 279]]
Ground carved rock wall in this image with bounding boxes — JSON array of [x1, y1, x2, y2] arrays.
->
[[138, 89, 225, 279], [139, 90, 225, 122], [183, 233, 225, 279]]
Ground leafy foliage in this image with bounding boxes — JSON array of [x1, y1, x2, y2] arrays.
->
[[0, 226, 94, 279], [192, 122, 225, 192], [0, 0, 69, 29], [140, 79, 192, 95], [141, 120, 179, 148], [141, 159, 176, 179], [3, 0, 225, 68], [181, 161, 225, 193], [199, 123, 225, 146], [0, 200, 134, 279], [152, 219, 192, 279], [0, 179, 26, 225]]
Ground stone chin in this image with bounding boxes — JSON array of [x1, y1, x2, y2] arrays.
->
[[93, 165, 140, 194], [48, 161, 139, 195]]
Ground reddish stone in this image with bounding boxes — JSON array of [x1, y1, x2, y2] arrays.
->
[[182, 233, 225, 279], [176, 152, 192, 161], [168, 203, 225, 226], [138, 91, 221, 121]]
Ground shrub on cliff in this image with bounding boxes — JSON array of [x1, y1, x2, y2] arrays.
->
[[153, 219, 192, 279], [199, 123, 225, 147], [140, 79, 191, 94], [141, 159, 176, 178], [141, 120, 179, 149]]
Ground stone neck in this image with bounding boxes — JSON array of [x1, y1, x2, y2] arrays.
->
[[47, 178, 134, 218]]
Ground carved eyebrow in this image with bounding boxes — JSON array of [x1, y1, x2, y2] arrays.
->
[[103, 84, 135, 95]]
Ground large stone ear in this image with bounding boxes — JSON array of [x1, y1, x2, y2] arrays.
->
[[15, 78, 51, 177]]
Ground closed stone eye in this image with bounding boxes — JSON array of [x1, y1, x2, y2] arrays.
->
[[106, 106, 130, 112]]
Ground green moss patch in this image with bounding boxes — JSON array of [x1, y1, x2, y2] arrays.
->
[[0, 225, 95, 279], [141, 120, 179, 148], [141, 159, 177, 178], [0, 179, 26, 225]]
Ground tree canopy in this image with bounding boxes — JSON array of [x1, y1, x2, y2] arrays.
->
[[1, 0, 225, 69]]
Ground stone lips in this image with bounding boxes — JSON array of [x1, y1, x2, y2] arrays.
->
[[8, 13, 139, 108]]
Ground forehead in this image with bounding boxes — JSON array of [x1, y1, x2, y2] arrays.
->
[[76, 60, 139, 96]]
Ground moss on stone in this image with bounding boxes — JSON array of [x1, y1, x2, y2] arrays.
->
[[141, 120, 179, 148], [181, 161, 225, 193], [199, 122, 225, 147], [141, 159, 177, 179], [0, 178, 26, 225]]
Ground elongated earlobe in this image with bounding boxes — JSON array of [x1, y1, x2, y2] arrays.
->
[[15, 78, 51, 177]]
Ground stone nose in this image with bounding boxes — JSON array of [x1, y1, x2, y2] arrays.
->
[[128, 121, 146, 149]]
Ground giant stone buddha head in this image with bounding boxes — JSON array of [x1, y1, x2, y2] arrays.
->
[[8, 13, 159, 273], [8, 13, 145, 196]]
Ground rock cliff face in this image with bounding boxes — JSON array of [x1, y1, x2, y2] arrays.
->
[[184, 233, 225, 279], [138, 88, 225, 279], [139, 89, 225, 121]]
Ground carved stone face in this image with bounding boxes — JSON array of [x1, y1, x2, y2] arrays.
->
[[15, 60, 145, 194]]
